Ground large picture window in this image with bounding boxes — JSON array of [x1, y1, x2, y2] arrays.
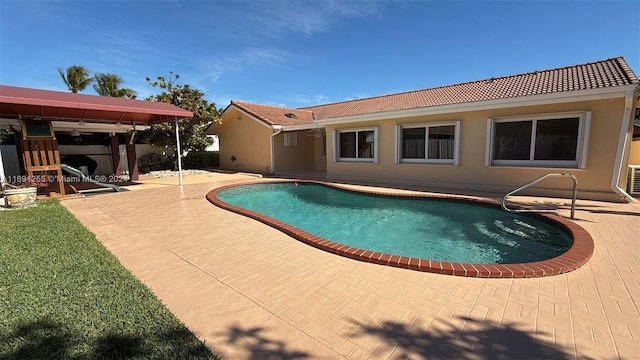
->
[[396, 121, 460, 165], [334, 127, 377, 162], [488, 112, 590, 168]]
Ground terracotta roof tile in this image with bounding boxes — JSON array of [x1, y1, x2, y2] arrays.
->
[[304, 57, 638, 120], [229, 57, 638, 126], [229, 100, 314, 126]]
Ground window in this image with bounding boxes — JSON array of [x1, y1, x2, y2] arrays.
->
[[23, 121, 54, 137], [488, 111, 590, 168], [284, 132, 297, 147], [334, 127, 378, 162], [396, 121, 460, 165]]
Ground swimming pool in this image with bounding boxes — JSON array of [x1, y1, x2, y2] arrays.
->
[[207, 181, 594, 278]]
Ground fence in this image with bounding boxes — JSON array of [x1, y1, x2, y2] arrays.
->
[[0, 144, 172, 176]]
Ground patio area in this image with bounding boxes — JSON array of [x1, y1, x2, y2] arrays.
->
[[61, 171, 639, 359]]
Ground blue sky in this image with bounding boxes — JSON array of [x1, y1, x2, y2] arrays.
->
[[1, 0, 638, 110]]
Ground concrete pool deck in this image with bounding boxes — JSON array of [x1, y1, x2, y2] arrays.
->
[[62, 171, 639, 359]]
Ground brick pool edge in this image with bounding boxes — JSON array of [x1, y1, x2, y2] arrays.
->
[[206, 180, 594, 278]]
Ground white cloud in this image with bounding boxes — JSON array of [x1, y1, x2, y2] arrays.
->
[[91, 33, 163, 69], [194, 46, 308, 85], [241, 0, 383, 36], [288, 93, 330, 106], [341, 92, 372, 102]]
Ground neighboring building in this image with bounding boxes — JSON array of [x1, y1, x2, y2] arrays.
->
[[207, 57, 639, 202], [205, 135, 219, 151]]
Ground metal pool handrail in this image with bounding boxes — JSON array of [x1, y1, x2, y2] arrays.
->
[[501, 173, 577, 219]]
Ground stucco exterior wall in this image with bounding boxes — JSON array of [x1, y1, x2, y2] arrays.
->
[[314, 135, 327, 171], [325, 98, 629, 201], [272, 130, 316, 173], [631, 140, 640, 165], [214, 109, 273, 174]]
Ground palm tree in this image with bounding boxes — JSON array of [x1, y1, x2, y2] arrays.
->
[[93, 73, 137, 99], [116, 87, 137, 99], [57, 65, 94, 93]]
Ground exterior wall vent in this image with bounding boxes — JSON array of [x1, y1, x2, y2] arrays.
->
[[628, 165, 640, 195]]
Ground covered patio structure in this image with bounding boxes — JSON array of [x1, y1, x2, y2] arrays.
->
[[0, 85, 193, 196]]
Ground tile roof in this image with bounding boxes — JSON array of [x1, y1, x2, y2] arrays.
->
[[229, 57, 638, 125], [305, 57, 638, 120], [229, 100, 315, 126]]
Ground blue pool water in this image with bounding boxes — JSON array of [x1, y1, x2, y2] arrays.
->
[[216, 182, 573, 264]]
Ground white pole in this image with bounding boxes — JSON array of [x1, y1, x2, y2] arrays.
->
[[175, 117, 183, 186], [0, 146, 6, 185], [0, 145, 6, 207]]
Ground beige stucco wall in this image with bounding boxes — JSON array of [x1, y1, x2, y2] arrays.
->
[[314, 135, 327, 171], [325, 98, 630, 202], [272, 130, 316, 173], [212, 108, 273, 174], [211, 110, 327, 174], [631, 141, 640, 165]]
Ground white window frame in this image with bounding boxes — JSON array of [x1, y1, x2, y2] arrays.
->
[[486, 111, 591, 169], [284, 132, 298, 147], [333, 127, 379, 163], [394, 121, 460, 165]]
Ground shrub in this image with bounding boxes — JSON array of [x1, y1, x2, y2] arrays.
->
[[137, 153, 174, 173], [182, 151, 219, 170], [0, 129, 16, 145]]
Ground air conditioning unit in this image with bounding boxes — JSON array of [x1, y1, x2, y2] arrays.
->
[[629, 165, 640, 195]]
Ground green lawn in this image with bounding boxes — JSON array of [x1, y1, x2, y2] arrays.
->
[[0, 200, 218, 359]]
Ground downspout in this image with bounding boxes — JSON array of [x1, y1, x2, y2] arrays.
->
[[175, 116, 183, 186], [611, 90, 636, 202], [270, 125, 282, 175]]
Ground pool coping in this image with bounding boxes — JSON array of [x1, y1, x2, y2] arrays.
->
[[206, 180, 595, 278]]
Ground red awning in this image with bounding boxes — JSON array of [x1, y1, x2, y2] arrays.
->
[[0, 85, 193, 124]]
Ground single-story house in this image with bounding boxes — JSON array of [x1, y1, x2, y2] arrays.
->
[[207, 57, 640, 202]]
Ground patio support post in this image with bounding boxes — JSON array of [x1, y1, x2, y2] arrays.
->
[[0, 144, 6, 184], [0, 145, 5, 207], [14, 129, 24, 173], [175, 116, 183, 186], [125, 133, 138, 181], [109, 134, 122, 176]]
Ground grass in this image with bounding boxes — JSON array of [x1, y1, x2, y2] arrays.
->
[[0, 200, 219, 359]]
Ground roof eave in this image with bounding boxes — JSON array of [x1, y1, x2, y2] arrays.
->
[[315, 85, 638, 125], [204, 122, 218, 135], [281, 123, 325, 131], [0, 96, 193, 119], [221, 104, 275, 130], [0, 118, 149, 133]]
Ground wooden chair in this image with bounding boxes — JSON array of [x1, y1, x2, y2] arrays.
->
[[20, 121, 65, 196]]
